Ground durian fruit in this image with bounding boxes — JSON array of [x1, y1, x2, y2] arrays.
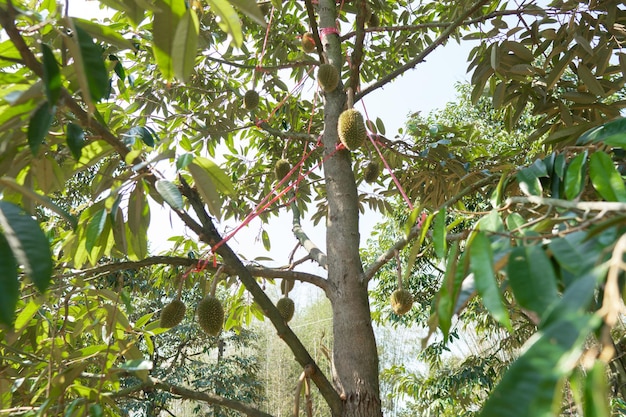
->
[[243, 89, 259, 110], [390, 289, 413, 316], [276, 297, 295, 322], [317, 63, 339, 93], [280, 279, 294, 295], [275, 159, 291, 182], [301, 32, 316, 53], [160, 299, 187, 328], [363, 161, 380, 184], [338, 109, 367, 150], [197, 295, 225, 336]]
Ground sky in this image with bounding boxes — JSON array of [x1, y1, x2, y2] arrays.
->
[[69, 0, 473, 278]]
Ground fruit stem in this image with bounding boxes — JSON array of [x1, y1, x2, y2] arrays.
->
[[209, 265, 224, 297], [395, 250, 403, 290]]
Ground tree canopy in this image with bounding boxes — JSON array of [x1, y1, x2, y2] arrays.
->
[[1, 0, 626, 416]]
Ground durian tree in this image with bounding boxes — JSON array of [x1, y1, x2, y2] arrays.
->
[[2, 0, 626, 416]]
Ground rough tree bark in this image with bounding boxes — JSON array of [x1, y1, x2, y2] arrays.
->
[[318, 0, 383, 416]]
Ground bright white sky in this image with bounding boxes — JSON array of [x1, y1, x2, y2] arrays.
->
[[69, 0, 473, 278]]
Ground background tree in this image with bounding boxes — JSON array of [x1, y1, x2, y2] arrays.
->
[[1, 1, 626, 417]]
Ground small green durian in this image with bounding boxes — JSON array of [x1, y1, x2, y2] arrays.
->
[[244, 90, 260, 110], [338, 109, 367, 150], [317, 63, 339, 93], [301, 32, 315, 53], [160, 299, 187, 328], [363, 161, 380, 184], [390, 289, 413, 316], [276, 297, 295, 322], [197, 295, 225, 336], [275, 159, 291, 182]]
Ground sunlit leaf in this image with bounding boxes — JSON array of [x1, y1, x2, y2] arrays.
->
[[433, 208, 446, 259], [172, 8, 199, 82], [193, 156, 235, 194], [206, 0, 243, 47], [577, 117, 626, 147], [85, 208, 107, 253], [155, 179, 184, 210], [73, 17, 136, 51], [73, 23, 109, 102], [152, 0, 186, 81], [0, 201, 52, 293], [0, 232, 19, 327], [229, 0, 267, 27], [583, 362, 611, 417], [469, 232, 511, 330], [126, 126, 155, 148], [589, 151, 626, 202], [479, 313, 600, 417], [188, 162, 223, 220]]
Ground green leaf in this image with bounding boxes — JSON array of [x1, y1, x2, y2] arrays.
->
[[507, 246, 558, 316], [470, 232, 511, 330], [188, 162, 223, 220], [0, 232, 19, 327], [116, 359, 153, 372], [437, 242, 461, 339], [176, 153, 194, 171], [172, 8, 199, 82], [433, 208, 446, 259], [479, 313, 600, 417], [548, 231, 597, 275], [127, 182, 149, 259], [403, 206, 421, 238], [583, 362, 611, 417], [262, 229, 271, 251], [41, 43, 61, 105], [517, 159, 546, 196], [152, 0, 186, 81], [73, 23, 109, 102], [229, 0, 267, 27], [193, 156, 235, 194], [589, 151, 626, 202], [66, 122, 85, 160], [564, 151, 587, 200], [206, 0, 243, 47], [577, 117, 626, 147], [27, 101, 54, 155], [155, 179, 184, 210], [126, 126, 155, 148], [375, 117, 386, 135], [73, 17, 136, 51], [85, 208, 107, 253], [0, 201, 53, 293]]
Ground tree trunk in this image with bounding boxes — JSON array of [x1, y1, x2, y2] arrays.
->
[[319, 1, 383, 416]]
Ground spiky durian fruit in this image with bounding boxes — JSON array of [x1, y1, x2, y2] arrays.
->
[[280, 279, 294, 295], [363, 161, 380, 184], [243, 90, 259, 110], [338, 109, 367, 150], [301, 32, 315, 53], [197, 295, 225, 336], [390, 289, 413, 316], [160, 299, 187, 328], [276, 297, 295, 322], [317, 64, 339, 93], [275, 159, 291, 182]]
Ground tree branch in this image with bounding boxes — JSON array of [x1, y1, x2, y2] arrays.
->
[[257, 121, 319, 142], [340, 9, 538, 41], [205, 54, 317, 71], [356, 0, 492, 101], [291, 196, 328, 271], [505, 196, 626, 213], [59, 255, 328, 291], [179, 178, 343, 416], [110, 379, 274, 417]]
